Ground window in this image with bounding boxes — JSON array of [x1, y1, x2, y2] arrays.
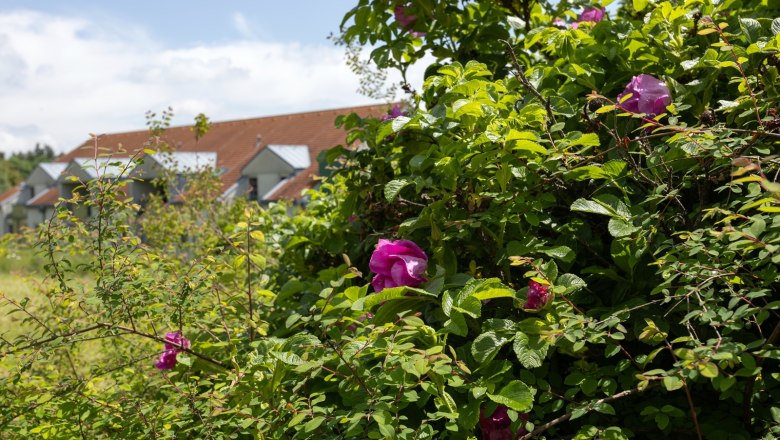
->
[[248, 177, 258, 201]]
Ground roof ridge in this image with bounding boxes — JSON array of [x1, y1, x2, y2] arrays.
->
[[74, 102, 396, 145]]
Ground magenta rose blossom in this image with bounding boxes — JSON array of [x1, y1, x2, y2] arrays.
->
[[523, 280, 551, 311], [382, 103, 406, 121], [617, 74, 672, 116], [394, 4, 425, 37], [479, 405, 528, 440], [572, 7, 605, 29], [369, 239, 428, 292], [155, 331, 191, 370]]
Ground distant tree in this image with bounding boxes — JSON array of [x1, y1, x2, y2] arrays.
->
[[0, 143, 56, 193]]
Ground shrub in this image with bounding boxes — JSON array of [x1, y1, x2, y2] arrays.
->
[[1, 0, 779, 438]]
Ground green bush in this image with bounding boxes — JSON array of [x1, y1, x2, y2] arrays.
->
[[1, 0, 779, 438]]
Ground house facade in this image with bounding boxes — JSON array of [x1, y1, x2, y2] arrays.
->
[[0, 104, 389, 235]]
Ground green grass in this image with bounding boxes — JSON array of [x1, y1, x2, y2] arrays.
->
[[0, 273, 46, 340], [0, 247, 49, 275], [0, 268, 100, 379]]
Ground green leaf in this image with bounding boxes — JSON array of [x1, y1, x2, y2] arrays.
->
[[662, 376, 684, 391], [513, 332, 548, 368], [384, 178, 412, 202], [511, 139, 549, 155], [453, 100, 484, 117], [568, 133, 600, 148], [472, 288, 516, 301], [271, 351, 303, 366], [739, 18, 761, 44], [471, 331, 510, 363], [772, 18, 780, 35], [304, 416, 325, 433], [352, 286, 437, 310], [540, 245, 575, 263], [391, 116, 411, 132], [177, 354, 192, 367], [698, 362, 719, 378], [632, 0, 648, 12], [571, 198, 612, 216], [557, 273, 587, 292], [608, 218, 639, 238], [487, 380, 534, 412], [444, 311, 468, 336], [566, 165, 607, 181]]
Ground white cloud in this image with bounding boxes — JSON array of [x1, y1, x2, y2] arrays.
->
[[0, 9, 424, 156]]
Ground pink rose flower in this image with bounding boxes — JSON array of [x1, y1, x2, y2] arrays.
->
[[381, 104, 406, 121], [616, 74, 672, 116], [479, 405, 528, 440], [572, 7, 605, 29], [369, 239, 428, 292], [523, 280, 551, 311], [155, 331, 191, 370], [394, 4, 425, 37]]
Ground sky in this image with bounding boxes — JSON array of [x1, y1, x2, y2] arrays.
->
[[0, 1, 413, 155]]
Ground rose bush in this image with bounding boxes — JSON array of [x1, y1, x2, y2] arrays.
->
[[1, 0, 779, 439]]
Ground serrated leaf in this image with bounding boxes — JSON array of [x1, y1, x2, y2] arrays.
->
[[571, 198, 612, 216], [513, 332, 548, 368], [271, 351, 303, 366], [384, 178, 412, 202], [511, 139, 548, 155], [472, 288, 515, 301], [487, 380, 534, 412], [608, 218, 639, 238], [471, 331, 509, 363], [739, 18, 761, 44], [541, 245, 575, 263], [352, 286, 436, 310], [444, 311, 468, 336], [557, 273, 587, 292]]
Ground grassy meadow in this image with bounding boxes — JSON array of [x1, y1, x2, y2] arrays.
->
[[0, 242, 102, 379]]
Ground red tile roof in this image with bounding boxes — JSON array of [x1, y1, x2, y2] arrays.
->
[[54, 104, 392, 202], [0, 185, 21, 204], [26, 187, 60, 207]]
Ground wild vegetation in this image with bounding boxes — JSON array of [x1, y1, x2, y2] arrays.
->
[[1, 0, 779, 438], [0, 144, 56, 194]]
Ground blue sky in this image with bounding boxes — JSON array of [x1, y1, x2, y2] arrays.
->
[[1, 1, 355, 46], [0, 1, 408, 154]]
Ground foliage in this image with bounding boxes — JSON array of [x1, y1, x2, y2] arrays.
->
[[0, 143, 56, 194], [2, 0, 780, 439]]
